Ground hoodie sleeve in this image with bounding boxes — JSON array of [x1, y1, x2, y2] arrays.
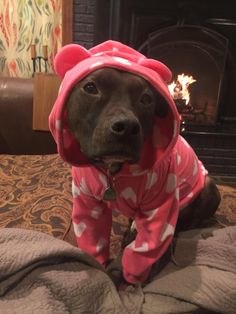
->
[[122, 160, 179, 284], [71, 169, 112, 266]]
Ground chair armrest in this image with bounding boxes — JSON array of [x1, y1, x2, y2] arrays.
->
[[0, 77, 56, 154]]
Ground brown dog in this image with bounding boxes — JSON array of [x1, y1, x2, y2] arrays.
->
[[49, 41, 221, 285], [66, 68, 220, 229]]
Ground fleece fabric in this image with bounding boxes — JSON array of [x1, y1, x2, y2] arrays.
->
[[1, 227, 236, 313], [49, 40, 207, 284]]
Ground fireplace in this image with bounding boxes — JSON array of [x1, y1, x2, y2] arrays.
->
[[83, 0, 236, 175], [141, 25, 228, 127]]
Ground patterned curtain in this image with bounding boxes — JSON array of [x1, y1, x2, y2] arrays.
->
[[0, 0, 62, 78]]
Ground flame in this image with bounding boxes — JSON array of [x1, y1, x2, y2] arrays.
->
[[168, 73, 196, 104]]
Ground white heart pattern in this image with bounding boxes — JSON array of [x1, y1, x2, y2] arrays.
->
[[166, 173, 177, 193], [73, 221, 87, 237], [127, 241, 149, 252], [160, 223, 175, 242], [72, 180, 80, 197], [145, 171, 158, 190], [121, 187, 137, 203], [143, 207, 160, 221], [91, 206, 104, 219], [96, 238, 107, 253]]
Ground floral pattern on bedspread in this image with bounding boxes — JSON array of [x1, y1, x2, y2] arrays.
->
[[0, 154, 72, 238], [0, 154, 234, 257], [216, 184, 236, 226], [0, 154, 130, 256]]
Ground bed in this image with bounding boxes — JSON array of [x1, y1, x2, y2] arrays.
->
[[0, 77, 236, 313]]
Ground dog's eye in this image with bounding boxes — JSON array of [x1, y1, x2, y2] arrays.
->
[[83, 82, 98, 95], [140, 93, 153, 105]]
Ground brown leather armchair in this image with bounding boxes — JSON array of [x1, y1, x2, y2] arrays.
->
[[0, 77, 56, 154]]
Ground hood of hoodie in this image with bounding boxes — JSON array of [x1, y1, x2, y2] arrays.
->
[[49, 40, 180, 171]]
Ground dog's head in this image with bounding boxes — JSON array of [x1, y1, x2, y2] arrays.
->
[[66, 68, 169, 172], [49, 41, 180, 172]]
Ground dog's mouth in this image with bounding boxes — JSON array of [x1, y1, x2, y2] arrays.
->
[[93, 154, 135, 165], [91, 154, 138, 173], [91, 154, 137, 175], [102, 155, 134, 163]]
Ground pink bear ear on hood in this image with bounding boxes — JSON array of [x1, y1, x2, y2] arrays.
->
[[139, 59, 172, 83], [54, 44, 92, 78]]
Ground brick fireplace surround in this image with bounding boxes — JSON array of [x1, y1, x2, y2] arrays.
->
[[72, 0, 236, 176]]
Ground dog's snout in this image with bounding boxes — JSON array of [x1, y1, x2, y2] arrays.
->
[[110, 118, 140, 137]]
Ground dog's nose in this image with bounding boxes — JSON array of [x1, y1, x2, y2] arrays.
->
[[110, 118, 140, 137]]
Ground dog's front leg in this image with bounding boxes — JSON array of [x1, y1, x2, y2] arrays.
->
[[121, 193, 180, 284], [72, 185, 112, 266]]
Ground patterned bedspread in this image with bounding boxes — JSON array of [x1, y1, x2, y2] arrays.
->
[[0, 154, 72, 238], [0, 154, 130, 257], [0, 154, 235, 255]]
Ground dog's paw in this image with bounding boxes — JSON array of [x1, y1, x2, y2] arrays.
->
[[106, 256, 125, 288], [107, 268, 124, 288]]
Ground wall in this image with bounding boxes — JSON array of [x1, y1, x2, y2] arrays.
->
[[73, 0, 96, 48]]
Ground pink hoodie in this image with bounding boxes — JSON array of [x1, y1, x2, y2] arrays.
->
[[49, 40, 207, 284]]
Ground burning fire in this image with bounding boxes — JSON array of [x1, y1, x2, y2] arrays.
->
[[168, 73, 196, 105]]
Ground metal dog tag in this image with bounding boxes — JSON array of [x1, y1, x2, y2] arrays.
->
[[103, 187, 117, 201]]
